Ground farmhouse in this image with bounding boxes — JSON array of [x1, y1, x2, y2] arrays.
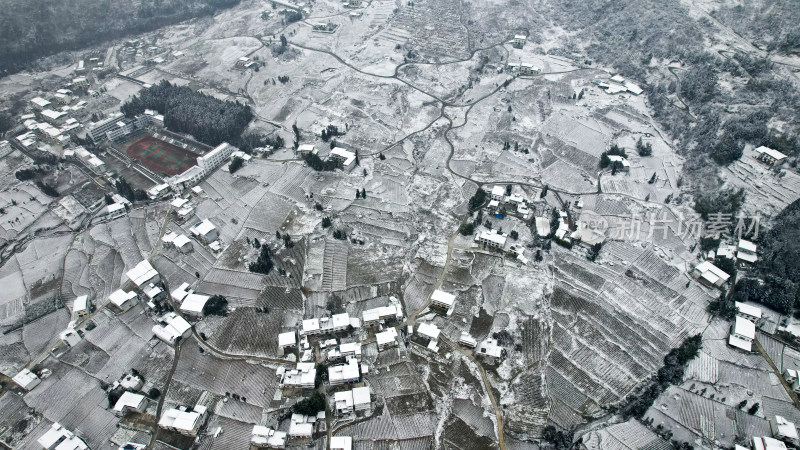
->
[[278, 331, 297, 356], [737, 239, 758, 264], [752, 436, 788, 450], [729, 316, 756, 352], [109, 289, 138, 312], [458, 332, 477, 349], [152, 312, 192, 346], [190, 219, 219, 243], [512, 34, 526, 48], [37, 423, 88, 450], [280, 362, 316, 389], [416, 322, 441, 353], [607, 155, 630, 172], [329, 342, 362, 361], [331, 436, 353, 450], [490, 185, 505, 201], [301, 313, 355, 336], [173, 234, 193, 253], [692, 261, 731, 288], [251, 425, 287, 448], [298, 144, 317, 157], [12, 368, 41, 390], [334, 386, 371, 415], [288, 414, 315, 441], [735, 302, 762, 323], [60, 328, 82, 347], [431, 289, 456, 311], [362, 299, 403, 326], [535, 216, 551, 237], [158, 404, 207, 436], [376, 328, 399, 351], [113, 391, 148, 415], [31, 97, 51, 110], [784, 369, 800, 394], [716, 244, 736, 260], [73, 295, 89, 317], [769, 416, 799, 445], [180, 293, 210, 317], [329, 147, 357, 168], [40, 109, 68, 126], [328, 358, 361, 385], [755, 146, 787, 166], [519, 63, 539, 76], [477, 229, 507, 249], [476, 338, 503, 363], [126, 260, 160, 288], [346, 0, 361, 7]]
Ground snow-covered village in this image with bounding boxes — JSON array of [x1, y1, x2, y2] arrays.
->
[[1, 0, 800, 449]]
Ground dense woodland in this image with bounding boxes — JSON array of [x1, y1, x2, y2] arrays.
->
[[121, 80, 253, 147], [0, 0, 240, 76], [733, 198, 800, 314]]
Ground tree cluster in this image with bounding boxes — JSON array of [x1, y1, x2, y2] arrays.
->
[[249, 244, 274, 274], [293, 392, 325, 415], [469, 188, 487, 210], [636, 137, 653, 156], [303, 153, 341, 172], [599, 144, 627, 168], [121, 80, 253, 147], [229, 156, 244, 174], [693, 188, 745, 220], [320, 125, 345, 142], [620, 335, 702, 419], [202, 294, 228, 316]]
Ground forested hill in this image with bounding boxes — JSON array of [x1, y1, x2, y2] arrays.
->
[[0, 0, 240, 76]]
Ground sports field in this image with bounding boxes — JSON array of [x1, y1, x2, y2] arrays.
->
[[126, 136, 198, 176]]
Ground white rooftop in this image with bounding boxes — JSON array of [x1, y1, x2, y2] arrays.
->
[[190, 219, 216, 237], [74, 295, 88, 312], [328, 358, 360, 384], [755, 146, 788, 161], [126, 260, 159, 287], [279, 331, 297, 347], [171, 282, 192, 302], [173, 234, 192, 249], [478, 230, 507, 246], [376, 328, 398, 346], [12, 368, 40, 390], [113, 391, 146, 412], [331, 436, 353, 450], [181, 293, 210, 315], [37, 423, 88, 450], [772, 415, 799, 440], [735, 302, 762, 320], [171, 197, 189, 208], [109, 289, 137, 308], [734, 316, 756, 340], [329, 147, 356, 166], [753, 436, 788, 450], [251, 425, 287, 447], [417, 322, 441, 341], [738, 239, 757, 253], [159, 407, 202, 432], [431, 289, 456, 307]]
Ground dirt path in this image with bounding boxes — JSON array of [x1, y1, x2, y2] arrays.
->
[[753, 338, 800, 408]]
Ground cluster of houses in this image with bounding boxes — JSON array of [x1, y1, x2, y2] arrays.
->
[[592, 74, 643, 96], [705, 238, 759, 266], [747, 415, 800, 449], [297, 144, 357, 171]]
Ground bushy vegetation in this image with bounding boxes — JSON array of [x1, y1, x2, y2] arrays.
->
[[692, 188, 745, 221], [229, 156, 243, 174], [733, 198, 800, 314], [599, 144, 627, 168], [293, 392, 325, 415], [248, 244, 273, 274], [0, 0, 241, 76], [121, 80, 253, 146], [202, 294, 228, 316], [115, 177, 147, 203], [459, 222, 475, 236], [636, 137, 653, 157], [14, 168, 41, 181], [620, 334, 702, 418], [469, 188, 487, 210], [304, 153, 341, 171], [235, 132, 283, 153]]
